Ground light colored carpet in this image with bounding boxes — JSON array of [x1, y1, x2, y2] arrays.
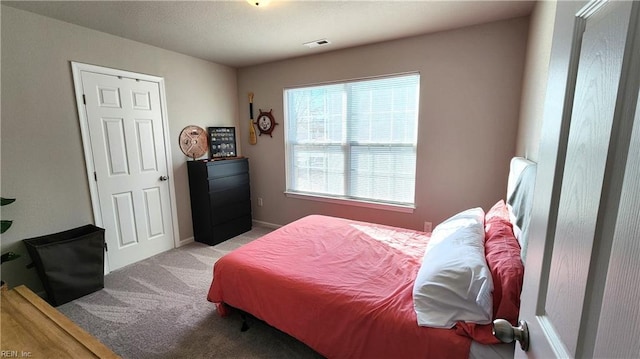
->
[[57, 225, 324, 359]]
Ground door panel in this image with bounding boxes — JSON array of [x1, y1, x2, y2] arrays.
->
[[544, 0, 629, 354], [113, 192, 138, 247], [136, 119, 159, 171], [518, 0, 638, 357], [592, 93, 640, 358], [103, 118, 129, 175], [143, 187, 165, 238], [81, 71, 174, 270], [132, 91, 151, 110], [97, 86, 121, 108]]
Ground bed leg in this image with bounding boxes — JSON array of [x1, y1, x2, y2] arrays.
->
[[240, 312, 250, 332]]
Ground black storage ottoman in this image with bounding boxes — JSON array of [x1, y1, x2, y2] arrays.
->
[[24, 224, 105, 306]]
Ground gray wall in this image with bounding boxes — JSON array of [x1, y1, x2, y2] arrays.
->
[[238, 17, 530, 230], [516, 0, 557, 161], [1, 6, 238, 291]]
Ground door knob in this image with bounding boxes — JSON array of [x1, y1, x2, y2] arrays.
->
[[493, 319, 530, 351], [159, 175, 169, 181]]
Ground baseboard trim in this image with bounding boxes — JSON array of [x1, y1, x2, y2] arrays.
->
[[177, 236, 194, 247], [252, 220, 281, 229]]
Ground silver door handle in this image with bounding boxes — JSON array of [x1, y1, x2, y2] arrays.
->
[[493, 319, 529, 351], [159, 175, 169, 181]]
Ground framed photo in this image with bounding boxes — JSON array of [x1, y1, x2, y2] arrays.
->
[[207, 127, 237, 159]]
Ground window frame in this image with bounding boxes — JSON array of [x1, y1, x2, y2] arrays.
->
[[283, 72, 420, 213]]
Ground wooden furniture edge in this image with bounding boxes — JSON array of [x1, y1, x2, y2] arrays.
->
[[12, 285, 120, 358]]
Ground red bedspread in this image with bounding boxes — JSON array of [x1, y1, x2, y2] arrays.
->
[[207, 215, 471, 358]]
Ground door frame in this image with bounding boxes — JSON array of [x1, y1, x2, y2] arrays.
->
[[70, 61, 180, 274]]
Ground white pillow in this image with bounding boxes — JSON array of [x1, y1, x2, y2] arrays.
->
[[412, 207, 493, 329]]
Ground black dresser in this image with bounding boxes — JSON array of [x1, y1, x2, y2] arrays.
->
[[187, 158, 252, 245]]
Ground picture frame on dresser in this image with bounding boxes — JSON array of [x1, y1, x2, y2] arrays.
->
[[207, 126, 237, 159]]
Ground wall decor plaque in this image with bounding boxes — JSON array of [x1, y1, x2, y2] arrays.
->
[[208, 127, 237, 159], [179, 125, 208, 160]]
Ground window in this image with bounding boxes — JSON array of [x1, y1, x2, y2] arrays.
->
[[284, 73, 420, 209]]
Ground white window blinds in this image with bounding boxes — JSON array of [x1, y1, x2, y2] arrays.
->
[[284, 73, 420, 207]]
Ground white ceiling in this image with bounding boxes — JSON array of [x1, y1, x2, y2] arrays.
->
[[3, 1, 535, 68]]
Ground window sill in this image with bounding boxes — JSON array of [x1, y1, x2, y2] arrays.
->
[[284, 191, 415, 213]]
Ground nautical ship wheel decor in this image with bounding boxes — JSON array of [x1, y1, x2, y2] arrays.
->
[[179, 125, 208, 160], [256, 109, 278, 137]]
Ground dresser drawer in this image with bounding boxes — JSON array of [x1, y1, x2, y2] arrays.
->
[[208, 173, 249, 192], [210, 200, 251, 225], [209, 215, 252, 245], [207, 159, 249, 179], [209, 186, 250, 207]]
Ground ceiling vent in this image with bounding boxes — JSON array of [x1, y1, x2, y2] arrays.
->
[[303, 39, 332, 48]]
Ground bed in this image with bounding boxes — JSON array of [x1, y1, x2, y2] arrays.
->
[[207, 157, 536, 358]]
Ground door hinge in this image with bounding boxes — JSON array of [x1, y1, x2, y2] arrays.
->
[[104, 242, 108, 252], [83, 94, 86, 104], [94, 171, 97, 182]]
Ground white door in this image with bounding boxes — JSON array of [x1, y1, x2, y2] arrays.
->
[[74, 65, 175, 271], [516, 1, 640, 357]]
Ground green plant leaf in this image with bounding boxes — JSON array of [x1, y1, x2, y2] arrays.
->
[[1, 220, 13, 234], [0, 198, 16, 206]]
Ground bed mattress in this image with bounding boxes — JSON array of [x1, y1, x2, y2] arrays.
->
[[208, 214, 473, 358]]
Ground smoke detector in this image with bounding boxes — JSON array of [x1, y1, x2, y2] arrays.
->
[[303, 39, 332, 48]]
